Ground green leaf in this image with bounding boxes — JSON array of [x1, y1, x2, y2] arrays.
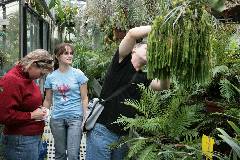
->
[[228, 121, 240, 135], [48, 0, 56, 9], [217, 128, 240, 158], [220, 79, 240, 102]]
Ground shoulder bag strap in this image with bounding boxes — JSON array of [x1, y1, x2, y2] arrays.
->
[[100, 73, 138, 103]]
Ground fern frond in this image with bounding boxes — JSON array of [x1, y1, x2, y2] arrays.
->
[[116, 116, 148, 131], [126, 138, 147, 159], [124, 99, 143, 114], [220, 79, 240, 102], [124, 84, 168, 118], [138, 144, 158, 160], [212, 65, 230, 78], [116, 115, 168, 134], [141, 117, 168, 134], [167, 105, 202, 139], [138, 84, 163, 117]]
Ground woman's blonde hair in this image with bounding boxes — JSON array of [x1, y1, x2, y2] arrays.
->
[[18, 49, 53, 71]]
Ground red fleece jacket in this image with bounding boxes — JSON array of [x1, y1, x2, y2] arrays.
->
[[0, 65, 44, 135]]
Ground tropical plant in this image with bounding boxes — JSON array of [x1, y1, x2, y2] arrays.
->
[[72, 42, 118, 97], [217, 121, 240, 159], [147, 0, 217, 87], [116, 85, 205, 159], [49, 0, 79, 42]]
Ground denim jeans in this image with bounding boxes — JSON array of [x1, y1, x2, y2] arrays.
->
[[50, 116, 83, 160], [1, 134, 41, 160], [86, 123, 127, 160]]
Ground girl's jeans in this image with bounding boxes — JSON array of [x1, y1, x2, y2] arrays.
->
[[50, 116, 83, 160], [86, 123, 127, 160], [1, 134, 41, 160]]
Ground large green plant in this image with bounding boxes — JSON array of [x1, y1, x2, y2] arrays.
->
[[72, 42, 118, 97], [49, 0, 78, 41], [116, 85, 204, 159], [147, 0, 218, 87]]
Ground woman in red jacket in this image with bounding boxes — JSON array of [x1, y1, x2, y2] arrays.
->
[[0, 49, 53, 160]]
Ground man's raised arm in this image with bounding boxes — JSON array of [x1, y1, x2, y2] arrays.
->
[[118, 26, 151, 62]]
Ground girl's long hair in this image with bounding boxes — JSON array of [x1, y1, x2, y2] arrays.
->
[[54, 43, 74, 70]]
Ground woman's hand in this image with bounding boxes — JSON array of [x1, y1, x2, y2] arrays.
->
[[30, 107, 47, 120]]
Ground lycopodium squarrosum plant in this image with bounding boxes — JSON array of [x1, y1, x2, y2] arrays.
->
[[147, 1, 214, 87]]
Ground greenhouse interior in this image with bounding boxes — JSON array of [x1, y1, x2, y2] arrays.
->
[[0, 0, 240, 160]]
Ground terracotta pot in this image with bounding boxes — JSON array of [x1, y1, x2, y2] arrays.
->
[[113, 28, 126, 41], [205, 100, 224, 113]]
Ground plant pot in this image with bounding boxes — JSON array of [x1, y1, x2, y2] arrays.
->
[[210, 5, 240, 23], [113, 28, 126, 41], [205, 100, 224, 113]]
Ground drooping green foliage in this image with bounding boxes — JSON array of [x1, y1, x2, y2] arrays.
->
[[147, 1, 214, 87]]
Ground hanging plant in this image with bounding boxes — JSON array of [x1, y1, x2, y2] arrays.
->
[[26, 0, 46, 15], [147, 1, 214, 87], [49, 0, 78, 28]]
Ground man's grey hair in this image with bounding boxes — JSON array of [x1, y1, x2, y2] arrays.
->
[[134, 37, 147, 48]]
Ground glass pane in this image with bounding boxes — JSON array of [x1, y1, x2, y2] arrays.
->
[[43, 22, 48, 50], [26, 12, 31, 53], [26, 11, 40, 53], [0, 1, 19, 76]]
